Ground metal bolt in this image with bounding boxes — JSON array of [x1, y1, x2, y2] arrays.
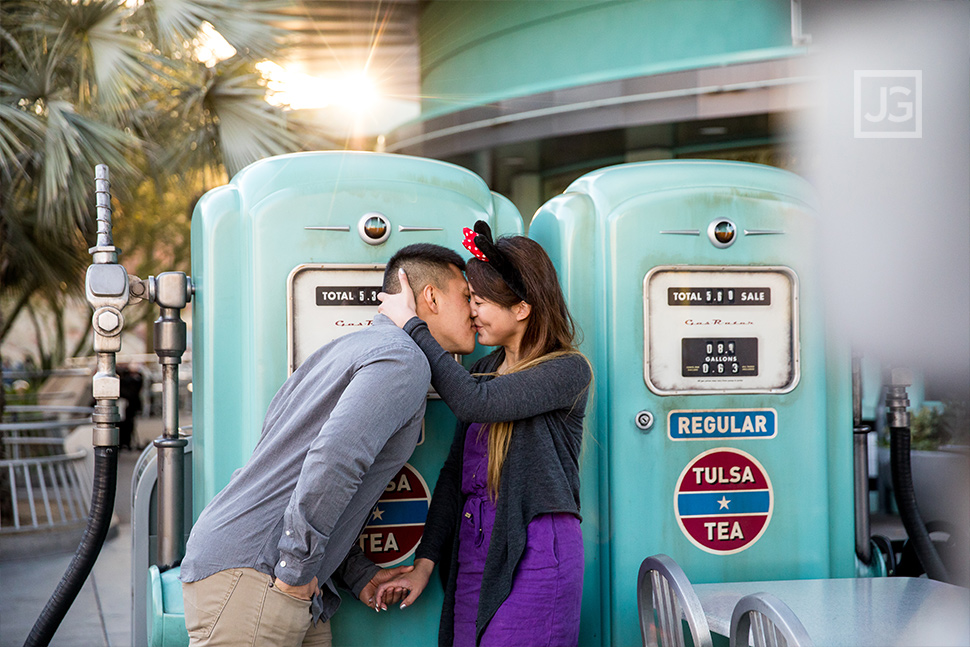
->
[[129, 277, 148, 300], [97, 309, 120, 332]]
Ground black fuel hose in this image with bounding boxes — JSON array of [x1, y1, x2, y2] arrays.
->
[[890, 426, 949, 582], [24, 446, 118, 647]]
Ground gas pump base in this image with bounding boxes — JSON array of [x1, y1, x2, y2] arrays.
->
[[147, 566, 189, 647]]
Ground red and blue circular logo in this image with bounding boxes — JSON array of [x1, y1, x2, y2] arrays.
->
[[357, 463, 430, 567], [674, 448, 773, 555]]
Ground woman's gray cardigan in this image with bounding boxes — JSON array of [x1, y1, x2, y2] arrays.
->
[[403, 317, 591, 647]]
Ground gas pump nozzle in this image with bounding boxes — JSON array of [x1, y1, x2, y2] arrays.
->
[[26, 164, 128, 646]]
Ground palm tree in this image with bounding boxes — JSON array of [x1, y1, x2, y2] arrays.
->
[[1, 0, 301, 372]]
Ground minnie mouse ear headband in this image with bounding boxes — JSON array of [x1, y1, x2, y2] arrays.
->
[[461, 221, 529, 303]]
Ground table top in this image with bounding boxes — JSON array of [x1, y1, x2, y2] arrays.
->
[[694, 577, 970, 647]]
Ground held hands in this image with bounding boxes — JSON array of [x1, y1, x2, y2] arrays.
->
[[359, 564, 415, 611], [273, 576, 320, 601], [374, 557, 434, 611], [377, 269, 418, 328]]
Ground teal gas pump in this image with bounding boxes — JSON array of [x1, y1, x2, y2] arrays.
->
[[138, 151, 522, 646], [529, 160, 856, 647]]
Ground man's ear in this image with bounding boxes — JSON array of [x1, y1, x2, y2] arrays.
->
[[418, 283, 438, 315], [514, 301, 531, 322]]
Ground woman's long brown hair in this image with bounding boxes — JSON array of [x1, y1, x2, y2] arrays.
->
[[466, 236, 588, 500]]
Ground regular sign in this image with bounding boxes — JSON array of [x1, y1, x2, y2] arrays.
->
[[674, 447, 773, 555], [356, 463, 431, 567]]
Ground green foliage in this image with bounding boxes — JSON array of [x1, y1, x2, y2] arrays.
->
[[910, 406, 947, 451], [0, 0, 304, 363], [909, 403, 970, 451]]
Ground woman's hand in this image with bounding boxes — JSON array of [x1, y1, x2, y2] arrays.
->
[[358, 564, 414, 610], [377, 269, 418, 328], [374, 557, 434, 611]]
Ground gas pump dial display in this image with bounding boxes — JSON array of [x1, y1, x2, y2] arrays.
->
[[287, 264, 449, 400], [287, 264, 384, 374], [644, 266, 799, 394]]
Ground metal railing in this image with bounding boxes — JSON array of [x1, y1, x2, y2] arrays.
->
[[1, 440, 92, 532], [0, 407, 95, 534]]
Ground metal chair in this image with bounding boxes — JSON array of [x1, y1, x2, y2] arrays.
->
[[729, 592, 814, 647], [638, 554, 713, 647]]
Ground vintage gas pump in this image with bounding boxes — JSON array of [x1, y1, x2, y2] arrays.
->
[[138, 151, 522, 647], [529, 160, 856, 647]]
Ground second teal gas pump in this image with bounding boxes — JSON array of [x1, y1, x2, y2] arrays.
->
[[529, 160, 856, 647]]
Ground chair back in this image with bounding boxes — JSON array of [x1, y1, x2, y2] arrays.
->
[[638, 554, 713, 647], [729, 592, 814, 647]]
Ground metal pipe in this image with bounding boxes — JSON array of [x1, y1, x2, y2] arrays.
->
[[152, 275, 191, 570], [852, 354, 872, 564], [161, 362, 179, 439], [154, 360, 186, 569], [853, 433, 872, 563], [790, 0, 811, 46]]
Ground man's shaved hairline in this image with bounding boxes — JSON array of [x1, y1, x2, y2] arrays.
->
[[396, 259, 459, 296], [382, 243, 466, 298]]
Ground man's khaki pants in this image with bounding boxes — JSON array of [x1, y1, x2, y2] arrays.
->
[[183, 568, 332, 647]]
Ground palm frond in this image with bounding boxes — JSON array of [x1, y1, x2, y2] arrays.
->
[[37, 100, 141, 231], [140, 0, 288, 61], [142, 0, 211, 54], [1, 209, 89, 302], [0, 103, 43, 176], [88, 5, 154, 116], [201, 0, 290, 61], [0, 21, 30, 69], [207, 64, 299, 176]]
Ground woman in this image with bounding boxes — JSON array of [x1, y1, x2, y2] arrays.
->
[[374, 222, 592, 647]]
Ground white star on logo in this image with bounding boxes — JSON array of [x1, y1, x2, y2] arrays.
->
[[717, 496, 731, 510], [371, 506, 385, 521]]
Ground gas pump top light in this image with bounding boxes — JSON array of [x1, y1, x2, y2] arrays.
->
[[359, 212, 390, 245], [708, 219, 737, 248]]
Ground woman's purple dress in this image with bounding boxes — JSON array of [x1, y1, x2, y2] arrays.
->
[[452, 423, 584, 647]]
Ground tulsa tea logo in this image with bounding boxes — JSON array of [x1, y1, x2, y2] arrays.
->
[[357, 463, 431, 567], [854, 70, 922, 138], [674, 447, 773, 555]]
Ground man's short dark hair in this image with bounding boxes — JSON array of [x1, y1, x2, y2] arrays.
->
[[383, 244, 466, 296]]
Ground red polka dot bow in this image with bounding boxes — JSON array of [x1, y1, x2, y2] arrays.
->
[[462, 227, 489, 262]]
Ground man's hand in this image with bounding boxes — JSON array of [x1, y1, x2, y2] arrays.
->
[[273, 576, 320, 601], [359, 564, 415, 611]]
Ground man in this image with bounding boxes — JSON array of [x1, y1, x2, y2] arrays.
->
[[180, 243, 476, 646]]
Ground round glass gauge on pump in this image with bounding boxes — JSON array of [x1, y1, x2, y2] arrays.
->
[[708, 219, 737, 248], [358, 213, 390, 245]]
